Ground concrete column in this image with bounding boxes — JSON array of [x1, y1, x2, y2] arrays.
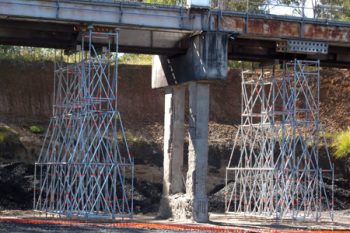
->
[[163, 86, 185, 195], [186, 82, 209, 223], [159, 85, 185, 218]]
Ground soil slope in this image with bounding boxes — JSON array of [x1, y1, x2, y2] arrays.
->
[[0, 60, 349, 213]]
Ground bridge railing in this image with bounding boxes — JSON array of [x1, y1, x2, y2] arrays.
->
[[211, 0, 349, 20], [79, 0, 185, 7], [79, 0, 349, 21]]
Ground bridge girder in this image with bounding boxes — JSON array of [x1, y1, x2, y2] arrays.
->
[[1, 0, 350, 67]]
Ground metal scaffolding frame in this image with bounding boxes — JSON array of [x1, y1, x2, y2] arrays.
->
[[226, 59, 334, 221], [34, 28, 134, 219]]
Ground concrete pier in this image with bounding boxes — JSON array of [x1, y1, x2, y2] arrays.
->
[[152, 32, 223, 222], [163, 86, 185, 196], [186, 82, 210, 223], [159, 82, 210, 222], [159, 86, 185, 218]]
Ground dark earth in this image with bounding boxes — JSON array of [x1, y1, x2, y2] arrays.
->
[[0, 62, 349, 232]]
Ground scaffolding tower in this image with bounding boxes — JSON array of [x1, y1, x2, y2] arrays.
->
[[225, 59, 334, 221], [34, 28, 134, 219]]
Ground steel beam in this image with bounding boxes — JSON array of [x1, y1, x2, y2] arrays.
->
[[0, 0, 204, 31]]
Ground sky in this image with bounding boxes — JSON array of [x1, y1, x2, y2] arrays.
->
[[269, 0, 315, 18]]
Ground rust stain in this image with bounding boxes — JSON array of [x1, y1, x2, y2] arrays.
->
[[219, 15, 350, 44], [304, 24, 350, 43], [219, 16, 301, 38], [247, 19, 300, 38], [219, 16, 245, 33]]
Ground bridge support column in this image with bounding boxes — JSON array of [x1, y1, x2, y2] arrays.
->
[[159, 86, 185, 218], [186, 82, 209, 223], [152, 31, 228, 222], [158, 82, 210, 222]]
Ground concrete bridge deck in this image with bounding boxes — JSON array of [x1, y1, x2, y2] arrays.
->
[[1, 0, 350, 66]]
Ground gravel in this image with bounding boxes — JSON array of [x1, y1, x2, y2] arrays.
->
[[0, 222, 188, 233]]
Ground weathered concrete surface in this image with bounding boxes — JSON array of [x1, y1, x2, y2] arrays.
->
[[159, 194, 193, 221], [152, 56, 169, 89], [186, 82, 210, 223], [162, 86, 185, 195], [159, 86, 185, 219], [152, 32, 228, 88]]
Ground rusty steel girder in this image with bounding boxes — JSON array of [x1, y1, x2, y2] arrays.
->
[[215, 14, 350, 45]]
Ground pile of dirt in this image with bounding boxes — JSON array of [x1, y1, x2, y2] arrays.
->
[[0, 125, 26, 163], [0, 123, 44, 164], [0, 156, 349, 215], [133, 180, 162, 214], [0, 163, 34, 210], [0, 162, 163, 214]]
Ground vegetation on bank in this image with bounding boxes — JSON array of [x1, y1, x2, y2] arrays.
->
[[119, 54, 153, 65], [29, 126, 44, 134], [0, 126, 20, 144], [330, 129, 350, 178], [332, 129, 350, 161], [0, 47, 254, 68], [0, 46, 155, 65]]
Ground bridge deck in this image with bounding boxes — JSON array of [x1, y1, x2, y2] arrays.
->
[[1, 0, 350, 66]]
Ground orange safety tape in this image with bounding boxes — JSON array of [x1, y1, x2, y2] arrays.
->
[[0, 218, 348, 233]]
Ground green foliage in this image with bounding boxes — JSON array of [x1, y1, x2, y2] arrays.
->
[[116, 129, 145, 144], [314, 0, 350, 20], [119, 54, 153, 65], [247, 0, 350, 20], [0, 45, 56, 61], [331, 129, 350, 160], [29, 125, 44, 134], [0, 130, 6, 143], [228, 60, 260, 69], [212, 0, 266, 12], [143, 0, 180, 4], [0, 127, 19, 144]]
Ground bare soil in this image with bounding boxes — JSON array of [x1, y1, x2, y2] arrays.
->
[[0, 62, 349, 227]]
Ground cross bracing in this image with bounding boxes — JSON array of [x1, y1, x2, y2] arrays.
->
[[225, 60, 334, 221], [34, 28, 134, 219]]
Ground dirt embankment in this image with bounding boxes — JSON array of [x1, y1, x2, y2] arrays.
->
[[0, 60, 241, 125], [0, 60, 350, 212], [0, 60, 53, 123], [320, 68, 350, 132], [1, 59, 349, 130]]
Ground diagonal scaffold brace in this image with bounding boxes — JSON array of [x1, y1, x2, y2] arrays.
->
[[225, 59, 334, 222], [34, 26, 134, 219]]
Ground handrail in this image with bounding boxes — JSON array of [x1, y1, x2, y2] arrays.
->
[[211, 0, 349, 21], [85, 0, 348, 21]]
